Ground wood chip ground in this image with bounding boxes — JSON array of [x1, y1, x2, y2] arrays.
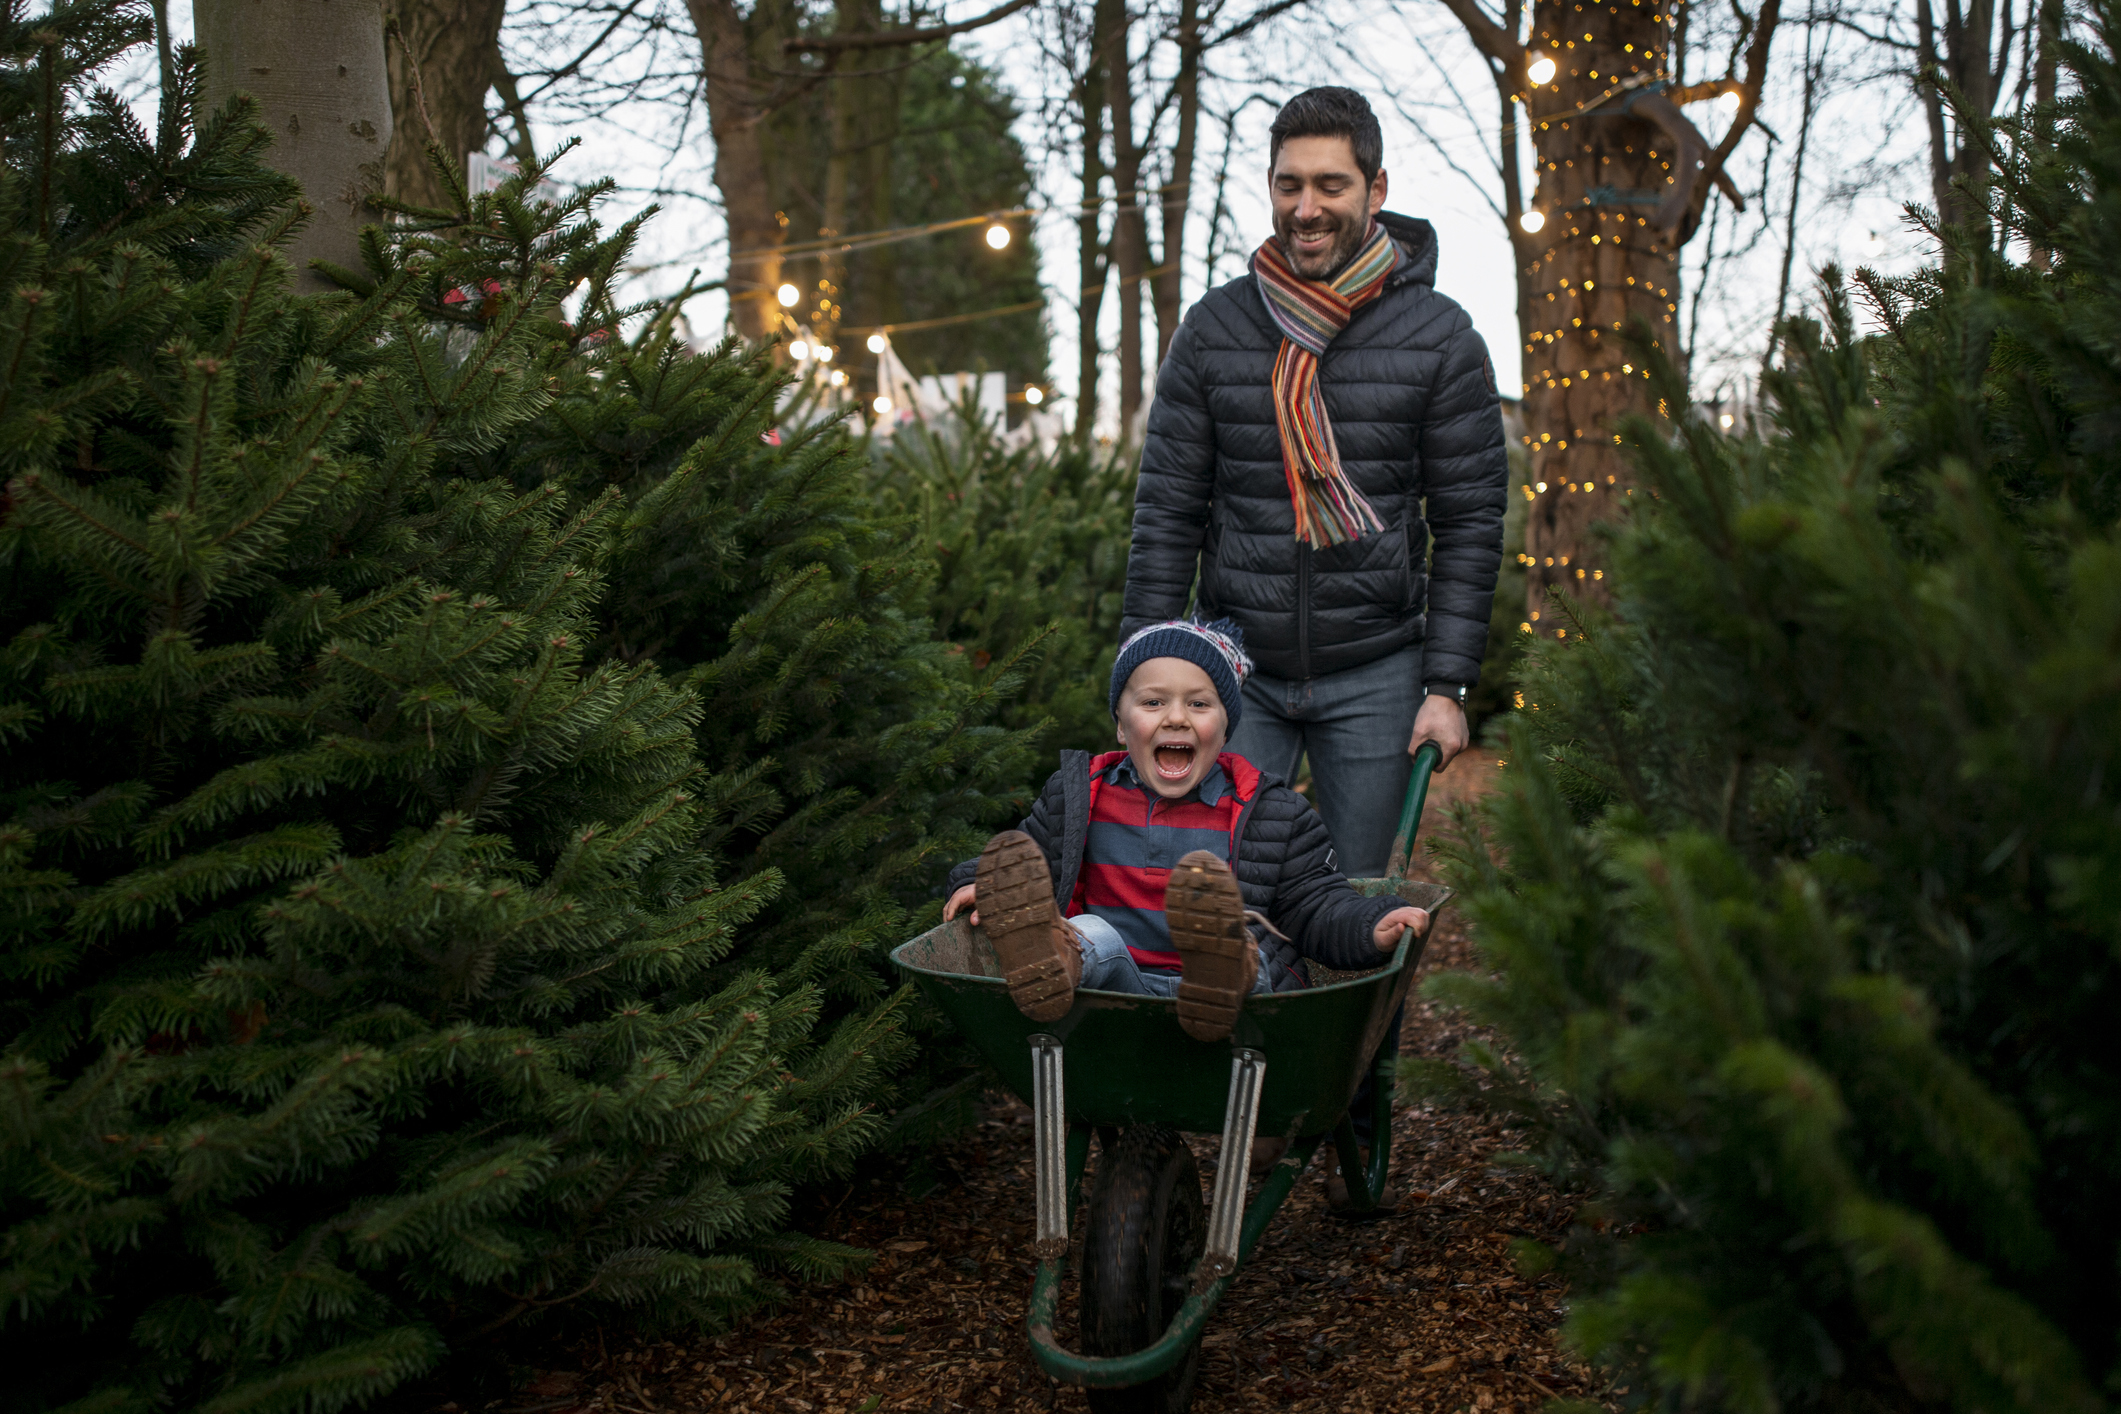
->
[[483, 759, 1621, 1414]]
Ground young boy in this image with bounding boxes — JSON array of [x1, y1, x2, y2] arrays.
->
[[944, 619, 1428, 1043]]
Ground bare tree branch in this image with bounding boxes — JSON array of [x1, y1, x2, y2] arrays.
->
[[491, 56, 538, 167], [1208, 0, 1319, 47], [783, 0, 1041, 55], [1828, 14, 1916, 51], [1644, 0, 1780, 238], [522, 0, 650, 103], [1433, 0, 1524, 71]]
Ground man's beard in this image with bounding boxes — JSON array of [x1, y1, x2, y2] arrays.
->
[[1276, 208, 1370, 280]]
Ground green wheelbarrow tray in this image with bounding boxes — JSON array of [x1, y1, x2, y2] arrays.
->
[[888, 743, 1452, 1393]]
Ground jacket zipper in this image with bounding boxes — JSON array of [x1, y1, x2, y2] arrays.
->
[[1297, 542, 1313, 680]]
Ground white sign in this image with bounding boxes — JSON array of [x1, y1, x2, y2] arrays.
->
[[466, 152, 563, 204]]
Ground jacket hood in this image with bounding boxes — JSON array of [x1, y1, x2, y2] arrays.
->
[[1377, 211, 1438, 289]]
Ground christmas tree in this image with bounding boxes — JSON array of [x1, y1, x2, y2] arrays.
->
[[366, 189, 1052, 1102], [1415, 6, 2121, 1409], [868, 406, 1138, 753], [0, 9, 1004, 1408]]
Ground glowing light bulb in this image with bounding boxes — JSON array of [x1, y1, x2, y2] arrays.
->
[[1025, 386, 1044, 405], [873, 394, 893, 415], [1719, 412, 1735, 429], [1535, 481, 1548, 492], [777, 283, 800, 308], [830, 370, 847, 386], [867, 333, 887, 353], [789, 340, 810, 360], [817, 345, 833, 362], [1519, 209, 1547, 234], [985, 223, 1012, 250], [1720, 88, 1742, 112], [1527, 53, 1557, 84]]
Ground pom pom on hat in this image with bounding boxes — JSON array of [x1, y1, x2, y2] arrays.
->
[[1109, 618, 1254, 732]]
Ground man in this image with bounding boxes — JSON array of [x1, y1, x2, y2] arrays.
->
[[1123, 86, 1507, 880]]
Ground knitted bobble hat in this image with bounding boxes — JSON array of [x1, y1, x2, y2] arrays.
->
[[1109, 618, 1255, 733]]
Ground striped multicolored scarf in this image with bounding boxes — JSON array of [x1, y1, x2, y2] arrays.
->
[[1250, 222, 1404, 547]]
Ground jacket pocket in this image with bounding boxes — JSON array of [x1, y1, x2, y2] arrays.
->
[[1397, 514, 1430, 616], [1199, 513, 1225, 614]]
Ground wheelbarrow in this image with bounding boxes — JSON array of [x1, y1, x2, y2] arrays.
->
[[890, 742, 1452, 1412]]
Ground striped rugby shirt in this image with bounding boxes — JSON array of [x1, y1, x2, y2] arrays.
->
[[1066, 748, 1264, 969]]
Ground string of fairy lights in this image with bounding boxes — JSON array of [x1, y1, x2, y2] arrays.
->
[[1504, 0, 1750, 633], [762, 215, 1040, 417], [749, 189, 1191, 419]]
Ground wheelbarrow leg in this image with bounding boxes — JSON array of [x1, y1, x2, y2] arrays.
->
[[1196, 1047, 1266, 1287], [1031, 1033, 1090, 1259]]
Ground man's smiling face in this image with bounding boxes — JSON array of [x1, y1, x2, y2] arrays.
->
[[1270, 134, 1388, 280]]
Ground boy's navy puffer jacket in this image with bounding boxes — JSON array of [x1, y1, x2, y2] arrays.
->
[[945, 750, 1401, 977], [1121, 211, 1508, 687]]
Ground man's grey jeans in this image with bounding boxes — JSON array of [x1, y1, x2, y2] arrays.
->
[[1229, 642, 1425, 1144], [1226, 643, 1424, 878]]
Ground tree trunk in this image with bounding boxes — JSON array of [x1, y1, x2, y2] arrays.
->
[[381, 0, 506, 210], [816, 53, 905, 352], [1151, 0, 1200, 372], [1915, 0, 2013, 235], [1106, 2, 1146, 438], [196, 0, 392, 291], [820, 66, 850, 346], [1074, 0, 1114, 443], [1770, 1, 1826, 364], [1494, 0, 1534, 395], [2028, 0, 2061, 268], [2034, 0, 2060, 114], [1518, 0, 1688, 626], [851, 44, 906, 339], [687, 0, 785, 340]]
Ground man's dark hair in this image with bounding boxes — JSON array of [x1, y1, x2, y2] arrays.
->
[[1268, 87, 1384, 187]]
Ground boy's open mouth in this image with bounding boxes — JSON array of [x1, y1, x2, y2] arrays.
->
[[1153, 741, 1197, 780]]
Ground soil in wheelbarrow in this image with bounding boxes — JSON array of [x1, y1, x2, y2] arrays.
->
[[498, 757, 1619, 1414]]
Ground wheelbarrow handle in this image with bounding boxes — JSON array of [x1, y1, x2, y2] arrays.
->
[[1386, 741, 1445, 883]]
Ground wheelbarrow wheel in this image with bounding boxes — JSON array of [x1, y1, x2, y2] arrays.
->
[[1080, 1124, 1207, 1413]]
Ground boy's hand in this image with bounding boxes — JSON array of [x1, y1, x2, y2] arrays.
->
[[1373, 906, 1431, 951], [944, 883, 980, 928]]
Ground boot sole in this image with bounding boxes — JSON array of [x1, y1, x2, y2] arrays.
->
[[1325, 1145, 1398, 1220], [976, 831, 1076, 1022], [1166, 849, 1255, 1042]]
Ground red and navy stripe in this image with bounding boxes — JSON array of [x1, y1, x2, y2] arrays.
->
[[1067, 750, 1262, 969]]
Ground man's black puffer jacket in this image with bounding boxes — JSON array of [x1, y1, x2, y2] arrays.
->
[[1122, 212, 1508, 686], [945, 750, 1401, 977]]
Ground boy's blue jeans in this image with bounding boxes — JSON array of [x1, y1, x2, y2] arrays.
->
[[1069, 915, 1277, 997]]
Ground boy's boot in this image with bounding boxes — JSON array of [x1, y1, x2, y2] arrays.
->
[[975, 831, 1081, 1022], [1326, 1143, 1397, 1217], [1166, 850, 1257, 1042]]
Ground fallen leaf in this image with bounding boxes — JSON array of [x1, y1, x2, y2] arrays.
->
[[1421, 1356, 1458, 1374]]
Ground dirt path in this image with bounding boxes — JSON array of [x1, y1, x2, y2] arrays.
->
[[511, 754, 1613, 1414]]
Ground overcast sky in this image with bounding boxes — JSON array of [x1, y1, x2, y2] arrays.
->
[[146, 0, 1956, 422]]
